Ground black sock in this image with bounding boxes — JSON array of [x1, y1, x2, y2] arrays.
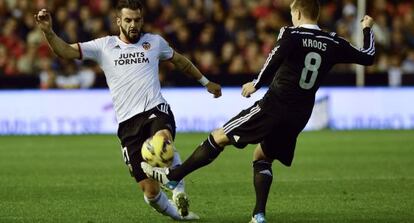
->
[[252, 160, 273, 216], [168, 134, 223, 181]]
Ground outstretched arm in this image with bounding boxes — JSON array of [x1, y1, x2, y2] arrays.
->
[[170, 52, 222, 98], [242, 27, 293, 98], [34, 9, 80, 60], [337, 15, 375, 65]]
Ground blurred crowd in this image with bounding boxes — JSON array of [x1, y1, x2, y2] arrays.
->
[[0, 0, 413, 89]]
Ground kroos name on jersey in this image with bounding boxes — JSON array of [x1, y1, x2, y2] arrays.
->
[[114, 52, 149, 66]]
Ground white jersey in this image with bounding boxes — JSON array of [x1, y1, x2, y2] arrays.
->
[[78, 33, 173, 123]]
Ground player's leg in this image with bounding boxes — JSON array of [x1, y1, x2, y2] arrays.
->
[[148, 104, 199, 218], [152, 129, 185, 186], [152, 129, 189, 217], [117, 110, 195, 220], [251, 144, 274, 223], [141, 102, 269, 187], [249, 115, 308, 223], [163, 128, 229, 181], [170, 149, 185, 194], [142, 128, 229, 187], [140, 128, 229, 190], [139, 178, 179, 219], [169, 149, 191, 217], [139, 177, 199, 220], [122, 144, 188, 220]]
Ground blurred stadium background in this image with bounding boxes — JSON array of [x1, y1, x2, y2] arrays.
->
[[0, 0, 414, 88]]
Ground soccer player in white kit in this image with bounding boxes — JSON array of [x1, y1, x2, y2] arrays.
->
[[34, 0, 222, 220]]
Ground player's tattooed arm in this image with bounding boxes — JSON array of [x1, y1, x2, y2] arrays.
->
[[170, 52, 203, 79], [170, 52, 222, 98], [34, 9, 80, 59]]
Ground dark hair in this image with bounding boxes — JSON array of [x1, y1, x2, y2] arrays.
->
[[291, 0, 320, 21], [116, 0, 143, 11]]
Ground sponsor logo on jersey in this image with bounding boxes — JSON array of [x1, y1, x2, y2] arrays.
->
[[114, 52, 149, 66]]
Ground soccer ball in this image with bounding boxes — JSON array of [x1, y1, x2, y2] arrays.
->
[[141, 135, 174, 167]]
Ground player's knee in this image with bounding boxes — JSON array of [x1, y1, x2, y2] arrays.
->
[[253, 145, 273, 163], [211, 128, 230, 148], [139, 180, 160, 199], [142, 186, 160, 199]]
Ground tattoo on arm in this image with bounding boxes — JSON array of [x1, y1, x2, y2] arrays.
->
[[181, 61, 193, 73]]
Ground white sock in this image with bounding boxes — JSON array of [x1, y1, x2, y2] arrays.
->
[[171, 149, 182, 168], [144, 191, 181, 220], [171, 150, 185, 196]]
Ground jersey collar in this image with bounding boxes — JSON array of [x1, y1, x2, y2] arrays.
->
[[113, 33, 145, 49], [114, 36, 141, 50], [299, 24, 321, 30]]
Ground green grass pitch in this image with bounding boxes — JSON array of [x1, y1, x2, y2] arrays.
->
[[0, 131, 413, 223]]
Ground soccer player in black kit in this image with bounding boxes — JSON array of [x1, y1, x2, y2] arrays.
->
[[142, 0, 375, 222]]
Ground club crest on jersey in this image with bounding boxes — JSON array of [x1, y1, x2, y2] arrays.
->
[[142, 42, 151, 50]]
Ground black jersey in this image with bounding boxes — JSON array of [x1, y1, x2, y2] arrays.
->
[[254, 25, 375, 112]]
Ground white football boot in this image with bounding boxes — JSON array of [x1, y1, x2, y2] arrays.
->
[[142, 162, 199, 220], [168, 199, 200, 221], [180, 211, 200, 221], [173, 192, 191, 217]]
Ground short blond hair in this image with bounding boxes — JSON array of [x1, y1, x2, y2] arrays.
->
[[291, 0, 320, 21]]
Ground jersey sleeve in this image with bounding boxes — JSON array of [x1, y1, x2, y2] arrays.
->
[[78, 37, 106, 64], [158, 35, 174, 61], [253, 27, 293, 89], [336, 28, 375, 65]]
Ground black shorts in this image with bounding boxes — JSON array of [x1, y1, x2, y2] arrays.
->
[[222, 101, 311, 166], [117, 103, 176, 182]]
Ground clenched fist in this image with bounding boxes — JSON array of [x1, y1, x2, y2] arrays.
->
[[361, 15, 374, 29], [34, 9, 53, 34]]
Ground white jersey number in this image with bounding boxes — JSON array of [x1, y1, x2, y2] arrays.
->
[[299, 52, 322, 89]]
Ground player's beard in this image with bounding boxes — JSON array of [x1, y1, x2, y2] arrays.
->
[[120, 26, 141, 43]]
